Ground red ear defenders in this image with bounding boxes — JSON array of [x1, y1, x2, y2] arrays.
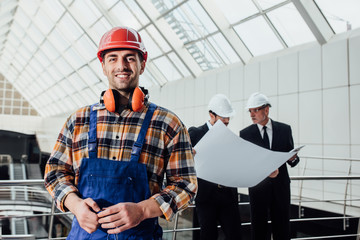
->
[[102, 87, 148, 112]]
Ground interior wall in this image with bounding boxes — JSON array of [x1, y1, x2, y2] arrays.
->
[[0, 27, 359, 214], [0, 114, 65, 153], [149, 29, 360, 212], [151, 30, 360, 159]]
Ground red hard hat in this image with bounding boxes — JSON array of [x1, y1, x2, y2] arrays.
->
[[97, 27, 148, 62]]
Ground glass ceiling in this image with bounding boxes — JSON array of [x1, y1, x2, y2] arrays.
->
[[0, 0, 359, 117]]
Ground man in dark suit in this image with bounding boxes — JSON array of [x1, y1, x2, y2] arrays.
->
[[240, 92, 299, 240], [189, 94, 242, 240]]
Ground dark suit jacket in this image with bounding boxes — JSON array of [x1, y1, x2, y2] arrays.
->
[[189, 123, 209, 147], [188, 123, 238, 203], [239, 119, 299, 186], [240, 119, 299, 239]]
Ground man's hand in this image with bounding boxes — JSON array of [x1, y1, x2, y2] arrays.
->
[[287, 153, 300, 167], [98, 198, 162, 234], [64, 193, 100, 233], [288, 154, 297, 162], [268, 169, 279, 178], [97, 202, 144, 234]]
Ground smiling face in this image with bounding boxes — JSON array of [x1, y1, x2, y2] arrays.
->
[[101, 49, 146, 98]]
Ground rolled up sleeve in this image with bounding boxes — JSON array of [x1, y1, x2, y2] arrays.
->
[[44, 117, 79, 212], [151, 127, 197, 221]]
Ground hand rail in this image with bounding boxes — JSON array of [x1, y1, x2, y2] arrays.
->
[[2, 176, 360, 186], [0, 179, 44, 186], [0, 234, 35, 239], [293, 155, 360, 230], [299, 156, 360, 161], [290, 176, 360, 180], [1, 176, 360, 239]]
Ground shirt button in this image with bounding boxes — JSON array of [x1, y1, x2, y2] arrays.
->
[[116, 135, 119, 139], [112, 156, 116, 160]]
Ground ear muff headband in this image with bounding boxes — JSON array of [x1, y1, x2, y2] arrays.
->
[[103, 87, 147, 113], [130, 87, 145, 112], [103, 89, 119, 112]]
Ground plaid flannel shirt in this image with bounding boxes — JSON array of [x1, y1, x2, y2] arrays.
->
[[44, 102, 197, 221]]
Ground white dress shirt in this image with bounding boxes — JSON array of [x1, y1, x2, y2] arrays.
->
[[257, 119, 273, 149]]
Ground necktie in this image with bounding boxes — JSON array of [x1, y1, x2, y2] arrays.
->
[[263, 126, 270, 149]]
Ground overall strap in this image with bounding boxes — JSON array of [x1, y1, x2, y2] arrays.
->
[[88, 104, 98, 159], [130, 103, 157, 162]]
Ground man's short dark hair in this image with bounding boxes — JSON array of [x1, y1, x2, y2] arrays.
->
[[101, 48, 144, 62], [209, 110, 217, 117]]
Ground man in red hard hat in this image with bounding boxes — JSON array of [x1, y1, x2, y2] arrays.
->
[[45, 27, 197, 240]]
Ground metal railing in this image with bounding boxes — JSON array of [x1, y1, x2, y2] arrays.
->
[[2, 154, 360, 239], [1, 177, 360, 240], [293, 156, 360, 231], [0, 155, 12, 164]]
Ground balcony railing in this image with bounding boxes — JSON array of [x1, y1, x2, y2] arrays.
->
[[1, 154, 360, 239], [1, 176, 360, 240]]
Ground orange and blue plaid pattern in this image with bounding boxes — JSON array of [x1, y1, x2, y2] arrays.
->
[[44, 103, 197, 221]]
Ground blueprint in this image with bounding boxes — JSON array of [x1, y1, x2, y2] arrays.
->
[[193, 121, 304, 188]]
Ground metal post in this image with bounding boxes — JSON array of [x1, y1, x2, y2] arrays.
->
[[172, 212, 180, 240], [343, 163, 352, 230], [21, 164, 28, 201], [298, 158, 307, 218], [356, 217, 360, 240], [48, 198, 56, 239], [9, 163, 15, 200]]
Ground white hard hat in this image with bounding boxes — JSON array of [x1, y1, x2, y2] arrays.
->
[[208, 94, 235, 118], [245, 92, 271, 109]]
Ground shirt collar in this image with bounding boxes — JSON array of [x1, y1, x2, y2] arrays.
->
[[206, 121, 213, 129], [92, 102, 106, 111], [257, 119, 272, 132]]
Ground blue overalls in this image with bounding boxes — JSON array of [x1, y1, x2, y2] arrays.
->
[[67, 103, 162, 240]]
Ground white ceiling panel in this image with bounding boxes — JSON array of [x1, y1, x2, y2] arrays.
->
[[0, 0, 357, 117]]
